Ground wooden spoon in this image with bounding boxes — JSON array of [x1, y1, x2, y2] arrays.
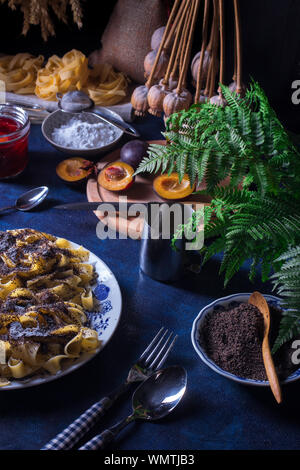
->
[[248, 291, 282, 404]]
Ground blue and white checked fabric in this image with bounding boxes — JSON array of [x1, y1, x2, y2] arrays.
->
[[79, 430, 115, 450], [41, 397, 111, 450]]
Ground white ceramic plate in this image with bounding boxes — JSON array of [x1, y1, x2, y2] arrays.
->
[[191, 292, 300, 386], [1, 240, 122, 390]]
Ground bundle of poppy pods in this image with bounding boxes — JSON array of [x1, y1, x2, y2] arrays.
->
[[131, 0, 244, 119]]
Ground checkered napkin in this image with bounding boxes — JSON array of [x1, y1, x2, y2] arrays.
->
[[41, 397, 111, 450]]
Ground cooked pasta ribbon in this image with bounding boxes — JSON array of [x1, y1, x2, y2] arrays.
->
[[0, 229, 102, 385]]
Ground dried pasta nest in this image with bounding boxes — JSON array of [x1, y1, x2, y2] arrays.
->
[[0, 50, 128, 106]]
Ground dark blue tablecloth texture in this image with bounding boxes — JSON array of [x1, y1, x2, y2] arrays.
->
[[0, 116, 300, 451]]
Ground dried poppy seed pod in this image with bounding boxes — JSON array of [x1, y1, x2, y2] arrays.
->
[[151, 26, 165, 50], [131, 85, 149, 117], [228, 81, 246, 97], [210, 94, 227, 107], [196, 89, 209, 104], [148, 84, 169, 117], [163, 89, 193, 118], [199, 94, 208, 104], [191, 50, 214, 86], [144, 49, 169, 81], [159, 76, 178, 91], [151, 26, 173, 53]]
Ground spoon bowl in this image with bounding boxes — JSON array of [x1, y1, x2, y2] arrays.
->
[[16, 186, 49, 211], [0, 186, 49, 214], [132, 365, 187, 421], [58, 91, 94, 114]]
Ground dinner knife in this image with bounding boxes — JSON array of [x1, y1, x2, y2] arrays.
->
[[54, 201, 151, 211], [53, 201, 197, 211]]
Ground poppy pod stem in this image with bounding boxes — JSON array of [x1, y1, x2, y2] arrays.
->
[[132, 0, 182, 117], [148, 0, 190, 116], [233, 0, 242, 94], [217, 0, 225, 96], [195, 0, 210, 103], [145, 0, 182, 89], [164, 0, 188, 52], [166, 0, 190, 86], [163, 0, 199, 118], [176, 0, 200, 95], [204, 0, 218, 97], [208, 1, 219, 98], [179, 0, 193, 85]]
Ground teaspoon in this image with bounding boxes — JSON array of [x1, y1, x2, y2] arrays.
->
[[0, 186, 49, 214], [79, 365, 187, 450]]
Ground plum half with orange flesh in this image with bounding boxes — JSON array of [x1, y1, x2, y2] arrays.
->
[[56, 157, 93, 184], [153, 173, 195, 200], [98, 161, 135, 191]]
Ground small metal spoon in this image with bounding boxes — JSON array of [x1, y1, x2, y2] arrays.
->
[[57, 90, 140, 138], [79, 365, 187, 450], [0, 186, 49, 214], [249, 291, 282, 404]]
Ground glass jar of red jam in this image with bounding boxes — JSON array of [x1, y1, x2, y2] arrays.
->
[[0, 104, 30, 179]]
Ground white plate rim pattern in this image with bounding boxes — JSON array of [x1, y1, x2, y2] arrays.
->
[[191, 292, 300, 386], [0, 239, 122, 390]]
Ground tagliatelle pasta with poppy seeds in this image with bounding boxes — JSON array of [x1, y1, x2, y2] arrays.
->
[[0, 229, 101, 386]]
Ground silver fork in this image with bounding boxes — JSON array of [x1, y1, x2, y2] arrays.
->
[[41, 327, 177, 450]]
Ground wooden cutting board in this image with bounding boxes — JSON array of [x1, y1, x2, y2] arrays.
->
[[86, 140, 211, 239]]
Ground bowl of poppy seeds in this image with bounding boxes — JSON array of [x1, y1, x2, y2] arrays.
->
[[191, 293, 300, 386]]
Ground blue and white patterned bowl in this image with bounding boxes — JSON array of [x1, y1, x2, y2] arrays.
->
[[191, 293, 300, 386]]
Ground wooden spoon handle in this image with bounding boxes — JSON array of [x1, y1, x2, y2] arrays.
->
[[262, 337, 282, 404], [249, 291, 282, 404]]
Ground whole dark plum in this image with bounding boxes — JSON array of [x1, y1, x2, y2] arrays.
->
[[120, 140, 149, 170]]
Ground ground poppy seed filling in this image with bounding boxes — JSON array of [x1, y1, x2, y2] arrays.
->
[[199, 302, 299, 381]]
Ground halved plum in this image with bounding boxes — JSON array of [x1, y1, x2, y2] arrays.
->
[[98, 161, 135, 191], [56, 157, 93, 184], [153, 173, 195, 200]]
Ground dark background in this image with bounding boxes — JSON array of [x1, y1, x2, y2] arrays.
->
[[0, 0, 299, 131]]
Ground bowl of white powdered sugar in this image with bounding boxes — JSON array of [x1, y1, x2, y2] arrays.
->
[[42, 109, 124, 156]]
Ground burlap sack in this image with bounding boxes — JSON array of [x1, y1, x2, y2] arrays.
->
[[94, 0, 168, 83]]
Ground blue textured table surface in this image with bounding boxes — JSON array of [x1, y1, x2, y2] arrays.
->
[[0, 116, 300, 451]]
